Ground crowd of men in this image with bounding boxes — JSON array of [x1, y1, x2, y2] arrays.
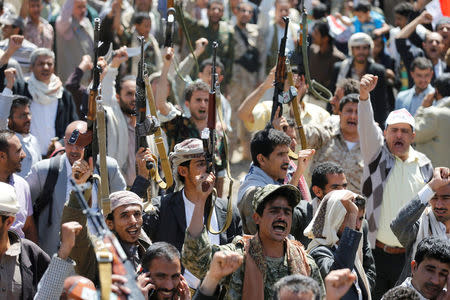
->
[[0, 0, 449, 299]]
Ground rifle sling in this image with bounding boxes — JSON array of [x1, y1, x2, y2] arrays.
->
[[33, 155, 61, 226], [206, 92, 233, 235]]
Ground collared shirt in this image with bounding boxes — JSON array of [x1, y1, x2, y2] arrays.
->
[[306, 117, 363, 194], [24, 17, 54, 49], [0, 231, 22, 300], [399, 277, 429, 300], [9, 174, 33, 238], [377, 147, 426, 247], [182, 189, 220, 288], [238, 164, 280, 204], [16, 133, 41, 178], [1, 87, 55, 156], [395, 85, 435, 116]]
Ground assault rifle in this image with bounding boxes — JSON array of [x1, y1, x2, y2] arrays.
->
[[69, 179, 144, 300], [270, 17, 293, 122], [201, 41, 218, 193]]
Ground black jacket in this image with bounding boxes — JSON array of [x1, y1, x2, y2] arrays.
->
[[309, 227, 370, 300], [290, 200, 314, 248], [11, 79, 79, 139], [332, 59, 389, 127], [143, 191, 242, 254], [12, 231, 51, 300]]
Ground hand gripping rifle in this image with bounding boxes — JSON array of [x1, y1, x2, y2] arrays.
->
[[298, 1, 332, 102], [72, 18, 101, 179], [164, 6, 176, 60], [270, 17, 297, 123], [69, 179, 145, 300], [201, 41, 233, 235], [135, 36, 173, 190]]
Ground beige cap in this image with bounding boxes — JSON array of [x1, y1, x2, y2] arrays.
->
[[109, 191, 143, 212], [0, 182, 20, 216]]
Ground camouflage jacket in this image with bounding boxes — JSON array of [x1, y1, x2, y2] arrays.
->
[[306, 117, 363, 193], [182, 227, 324, 299]]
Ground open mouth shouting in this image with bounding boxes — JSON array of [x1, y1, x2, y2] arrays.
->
[[272, 220, 288, 234], [126, 226, 140, 239]]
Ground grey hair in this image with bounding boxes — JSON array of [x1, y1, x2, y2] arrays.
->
[[30, 48, 55, 66], [273, 274, 322, 300]]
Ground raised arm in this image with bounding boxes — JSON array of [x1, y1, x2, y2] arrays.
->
[[237, 67, 274, 124], [357, 74, 384, 163], [155, 47, 174, 116], [56, 0, 75, 40], [396, 10, 433, 40]]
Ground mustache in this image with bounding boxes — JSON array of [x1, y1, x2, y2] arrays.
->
[[272, 220, 287, 226], [424, 282, 441, 292], [281, 163, 289, 168]]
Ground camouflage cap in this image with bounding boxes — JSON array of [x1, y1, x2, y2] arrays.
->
[[253, 184, 301, 212]]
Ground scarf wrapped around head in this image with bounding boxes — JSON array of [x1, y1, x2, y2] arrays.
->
[[304, 189, 371, 300], [411, 206, 447, 260], [27, 73, 63, 105], [169, 138, 205, 191], [304, 190, 350, 251]]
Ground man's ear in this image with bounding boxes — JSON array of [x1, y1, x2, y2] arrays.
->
[[256, 153, 265, 166], [312, 186, 323, 199], [411, 260, 418, 274], [178, 165, 188, 177], [106, 218, 114, 230], [116, 93, 120, 102], [252, 212, 261, 225]]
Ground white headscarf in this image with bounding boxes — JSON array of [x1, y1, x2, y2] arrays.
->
[[27, 73, 63, 105], [304, 189, 372, 300], [168, 138, 205, 191]]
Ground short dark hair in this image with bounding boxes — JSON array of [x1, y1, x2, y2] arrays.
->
[[199, 57, 225, 75], [354, 195, 366, 210], [0, 129, 15, 153], [312, 20, 333, 45], [382, 286, 420, 300], [117, 74, 136, 95], [273, 274, 321, 300], [434, 73, 450, 98], [354, 0, 371, 13], [394, 2, 414, 18], [141, 242, 181, 271], [250, 128, 291, 168], [177, 160, 190, 184], [339, 93, 359, 111], [311, 162, 344, 191], [336, 78, 360, 96], [207, 0, 223, 9], [132, 12, 151, 25], [414, 236, 450, 266], [9, 95, 31, 118], [410, 57, 433, 72], [184, 80, 209, 102], [312, 3, 327, 20]]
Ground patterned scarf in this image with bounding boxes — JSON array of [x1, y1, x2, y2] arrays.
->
[[240, 233, 310, 300]]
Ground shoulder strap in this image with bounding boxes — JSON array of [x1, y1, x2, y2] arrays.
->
[[33, 155, 62, 226], [234, 25, 250, 48]]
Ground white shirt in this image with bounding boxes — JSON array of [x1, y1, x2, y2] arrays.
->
[[30, 99, 58, 155], [182, 189, 220, 288]]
